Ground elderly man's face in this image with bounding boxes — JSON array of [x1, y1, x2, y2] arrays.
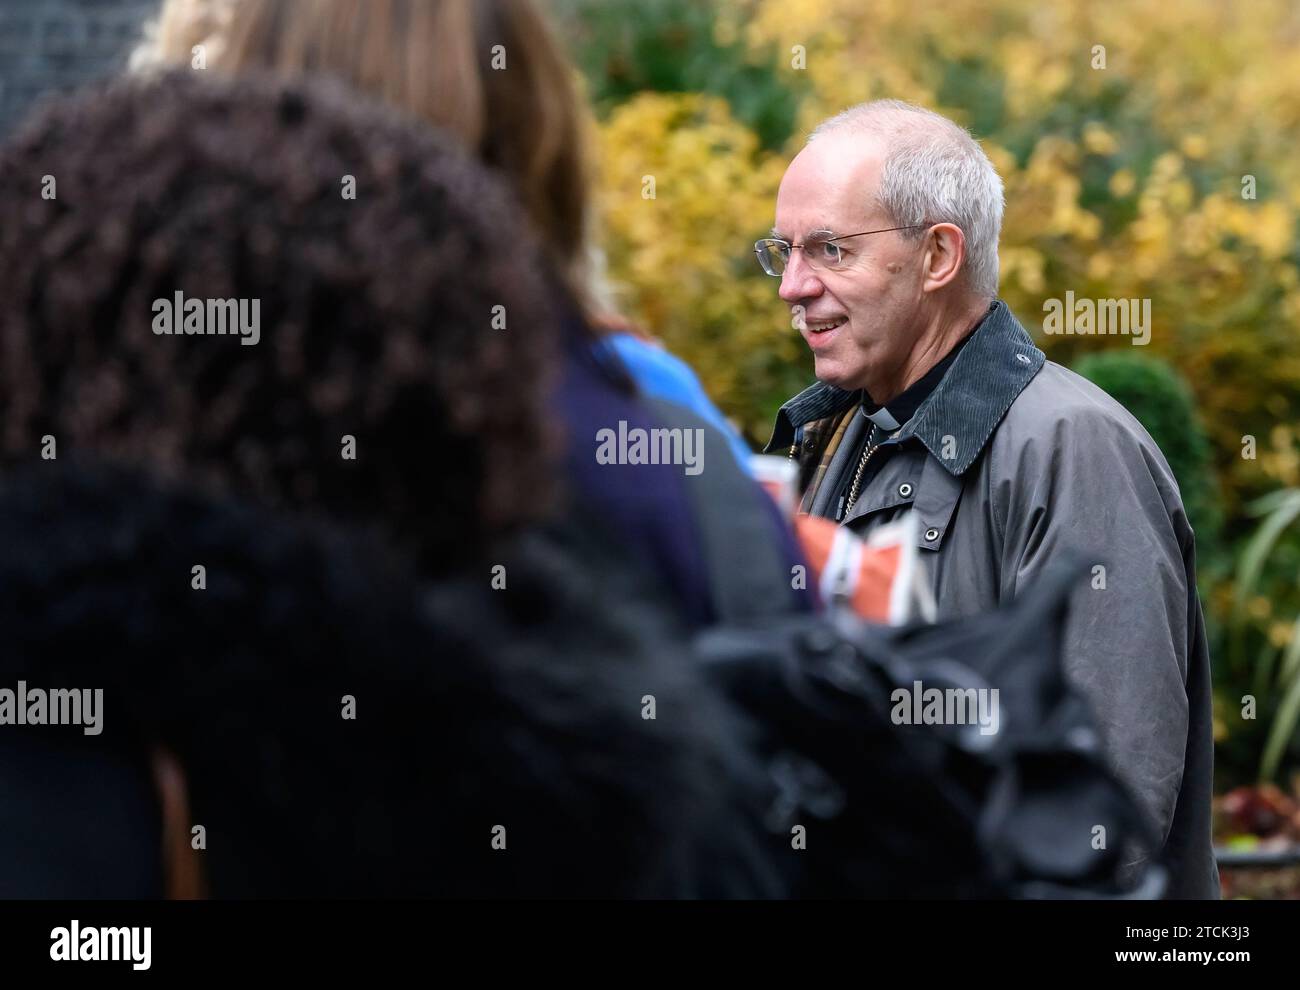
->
[[774, 132, 925, 397]]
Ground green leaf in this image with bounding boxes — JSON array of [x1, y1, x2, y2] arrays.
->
[[1275, 612, 1300, 690], [1259, 661, 1300, 782], [1231, 489, 1300, 623], [1246, 488, 1300, 517], [1252, 639, 1280, 702]]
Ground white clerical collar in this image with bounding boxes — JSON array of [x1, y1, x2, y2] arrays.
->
[[861, 405, 901, 431]]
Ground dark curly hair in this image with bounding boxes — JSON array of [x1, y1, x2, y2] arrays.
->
[[0, 464, 784, 898], [0, 70, 559, 571]]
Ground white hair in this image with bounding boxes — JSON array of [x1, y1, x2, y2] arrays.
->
[[808, 100, 1004, 301]]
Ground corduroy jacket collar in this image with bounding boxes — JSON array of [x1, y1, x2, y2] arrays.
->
[[764, 300, 1045, 476]]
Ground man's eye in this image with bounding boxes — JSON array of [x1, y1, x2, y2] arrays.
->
[[817, 241, 841, 263]]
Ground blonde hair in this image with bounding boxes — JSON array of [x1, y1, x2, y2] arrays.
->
[[130, 0, 236, 72], [134, 0, 608, 315]]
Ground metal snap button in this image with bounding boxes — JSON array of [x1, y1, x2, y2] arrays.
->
[[898, 482, 913, 498], [1015, 353, 1032, 365], [924, 527, 940, 542]]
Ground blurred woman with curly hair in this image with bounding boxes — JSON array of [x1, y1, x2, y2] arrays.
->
[[0, 69, 558, 571], [129, 0, 806, 624]]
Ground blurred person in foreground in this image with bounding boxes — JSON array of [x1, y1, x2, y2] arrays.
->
[[757, 100, 1218, 898], [0, 71, 784, 898], [130, 0, 788, 625]]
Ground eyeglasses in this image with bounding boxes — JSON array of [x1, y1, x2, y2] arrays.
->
[[753, 225, 929, 277]]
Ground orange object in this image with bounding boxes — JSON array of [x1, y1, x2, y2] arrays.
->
[[794, 515, 899, 622], [751, 453, 927, 624]]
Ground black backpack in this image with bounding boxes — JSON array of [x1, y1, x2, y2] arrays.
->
[[694, 558, 1165, 898]]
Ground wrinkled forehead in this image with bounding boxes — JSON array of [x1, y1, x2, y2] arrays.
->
[[773, 132, 888, 240]]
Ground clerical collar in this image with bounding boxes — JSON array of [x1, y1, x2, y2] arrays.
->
[[862, 404, 902, 431], [860, 322, 979, 431]]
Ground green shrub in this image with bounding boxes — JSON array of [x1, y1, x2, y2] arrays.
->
[[551, 0, 803, 151]]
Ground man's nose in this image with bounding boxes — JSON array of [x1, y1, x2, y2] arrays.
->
[[778, 251, 824, 305]]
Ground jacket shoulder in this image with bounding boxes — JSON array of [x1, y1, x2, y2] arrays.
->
[[987, 360, 1187, 517], [996, 360, 1165, 456]]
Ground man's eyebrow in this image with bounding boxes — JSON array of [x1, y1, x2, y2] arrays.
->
[[770, 225, 838, 241]]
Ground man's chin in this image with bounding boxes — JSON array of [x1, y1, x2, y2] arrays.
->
[[812, 357, 857, 391]]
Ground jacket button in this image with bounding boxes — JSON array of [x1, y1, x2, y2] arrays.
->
[[898, 483, 913, 498], [924, 527, 940, 542]]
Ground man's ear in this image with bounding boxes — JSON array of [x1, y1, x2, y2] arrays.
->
[[920, 222, 967, 293], [151, 746, 207, 900]]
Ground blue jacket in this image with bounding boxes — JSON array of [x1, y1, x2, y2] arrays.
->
[[601, 333, 754, 472], [553, 323, 809, 626]]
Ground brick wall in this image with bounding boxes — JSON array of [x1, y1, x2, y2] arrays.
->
[[0, 0, 160, 138]]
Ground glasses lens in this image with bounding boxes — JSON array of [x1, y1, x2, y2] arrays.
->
[[806, 238, 842, 269], [755, 239, 787, 276]]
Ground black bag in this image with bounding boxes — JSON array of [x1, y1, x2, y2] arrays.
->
[[694, 558, 1165, 898]]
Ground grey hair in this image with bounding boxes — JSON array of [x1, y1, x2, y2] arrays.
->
[[808, 100, 1004, 301]]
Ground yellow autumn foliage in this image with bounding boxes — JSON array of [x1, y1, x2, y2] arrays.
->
[[589, 0, 1300, 517]]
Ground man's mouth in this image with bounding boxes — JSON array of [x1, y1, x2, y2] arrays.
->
[[806, 318, 846, 334]]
